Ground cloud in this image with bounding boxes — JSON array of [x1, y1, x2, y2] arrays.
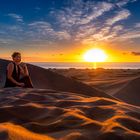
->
[[51, 1, 114, 30], [0, 39, 9, 44], [120, 31, 140, 39], [135, 23, 140, 28], [0, 38, 19, 46], [25, 0, 137, 46], [107, 29, 140, 43], [108, 0, 138, 7], [28, 21, 52, 31], [122, 52, 128, 55], [28, 21, 71, 41], [8, 13, 23, 22], [116, 0, 130, 7], [131, 52, 140, 56], [1, 0, 139, 47], [75, 23, 124, 44], [47, 0, 137, 45], [116, 0, 137, 7], [47, 1, 116, 44], [106, 9, 130, 25], [79, 2, 114, 25]]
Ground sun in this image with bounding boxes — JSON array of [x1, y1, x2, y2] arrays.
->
[[83, 48, 107, 62]]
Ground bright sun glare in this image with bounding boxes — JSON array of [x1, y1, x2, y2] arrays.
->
[[83, 48, 107, 62]]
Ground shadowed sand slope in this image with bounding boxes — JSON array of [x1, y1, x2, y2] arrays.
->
[[0, 59, 9, 87], [0, 59, 114, 99], [53, 68, 140, 95], [0, 88, 140, 140], [115, 77, 140, 106]]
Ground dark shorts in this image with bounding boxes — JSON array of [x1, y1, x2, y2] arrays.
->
[[4, 76, 33, 88], [19, 76, 33, 88]]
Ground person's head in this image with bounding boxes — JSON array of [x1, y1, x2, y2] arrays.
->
[[11, 52, 21, 63]]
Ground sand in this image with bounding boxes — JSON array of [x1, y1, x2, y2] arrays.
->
[[0, 87, 140, 140], [0, 59, 140, 139], [53, 68, 140, 106], [0, 59, 114, 100], [114, 77, 140, 106]]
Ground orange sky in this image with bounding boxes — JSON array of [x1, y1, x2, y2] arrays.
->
[[1, 42, 140, 62]]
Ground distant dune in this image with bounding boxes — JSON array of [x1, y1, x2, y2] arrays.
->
[[54, 68, 140, 107], [0, 87, 140, 140], [115, 77, 140, 106]]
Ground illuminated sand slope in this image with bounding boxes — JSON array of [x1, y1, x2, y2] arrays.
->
[[0, 87, 140, 140]]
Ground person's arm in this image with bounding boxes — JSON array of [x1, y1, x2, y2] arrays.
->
[[7, 63, 24, 87], [19, 63, 29, 76]]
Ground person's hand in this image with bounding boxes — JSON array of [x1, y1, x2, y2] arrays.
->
[[20, 63, 27, 69], [17, 82, 25, 87]]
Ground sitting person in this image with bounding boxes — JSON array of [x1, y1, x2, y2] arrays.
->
[[4, 52, 33, 88]]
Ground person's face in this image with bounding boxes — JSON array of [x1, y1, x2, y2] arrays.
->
[[13, 54, 21, 63]]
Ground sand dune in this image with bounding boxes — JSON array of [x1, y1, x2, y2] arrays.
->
[[0, 59, 115, 99], [53, 68, 140, 95], [115, 77, 140, 106], [0, 87, 140, 140], [54, 69, 140, 106]]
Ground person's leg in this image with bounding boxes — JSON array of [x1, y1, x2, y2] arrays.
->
[[19, 76, 33, 88], [4, 79, 18, 88]]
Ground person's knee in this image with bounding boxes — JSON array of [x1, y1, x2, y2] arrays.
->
[[23, 75, 29, 78], [22, 75, 30, 80]]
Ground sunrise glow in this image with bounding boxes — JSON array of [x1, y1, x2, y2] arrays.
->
[[83, 49, 107, 62]]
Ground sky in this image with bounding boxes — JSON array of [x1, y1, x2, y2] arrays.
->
[[0, 0, 140, 62]]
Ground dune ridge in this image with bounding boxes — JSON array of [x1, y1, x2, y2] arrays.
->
[[0, 59, 115, 99], [53, 68, 140, 106], [0, 122, 54, 140]]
